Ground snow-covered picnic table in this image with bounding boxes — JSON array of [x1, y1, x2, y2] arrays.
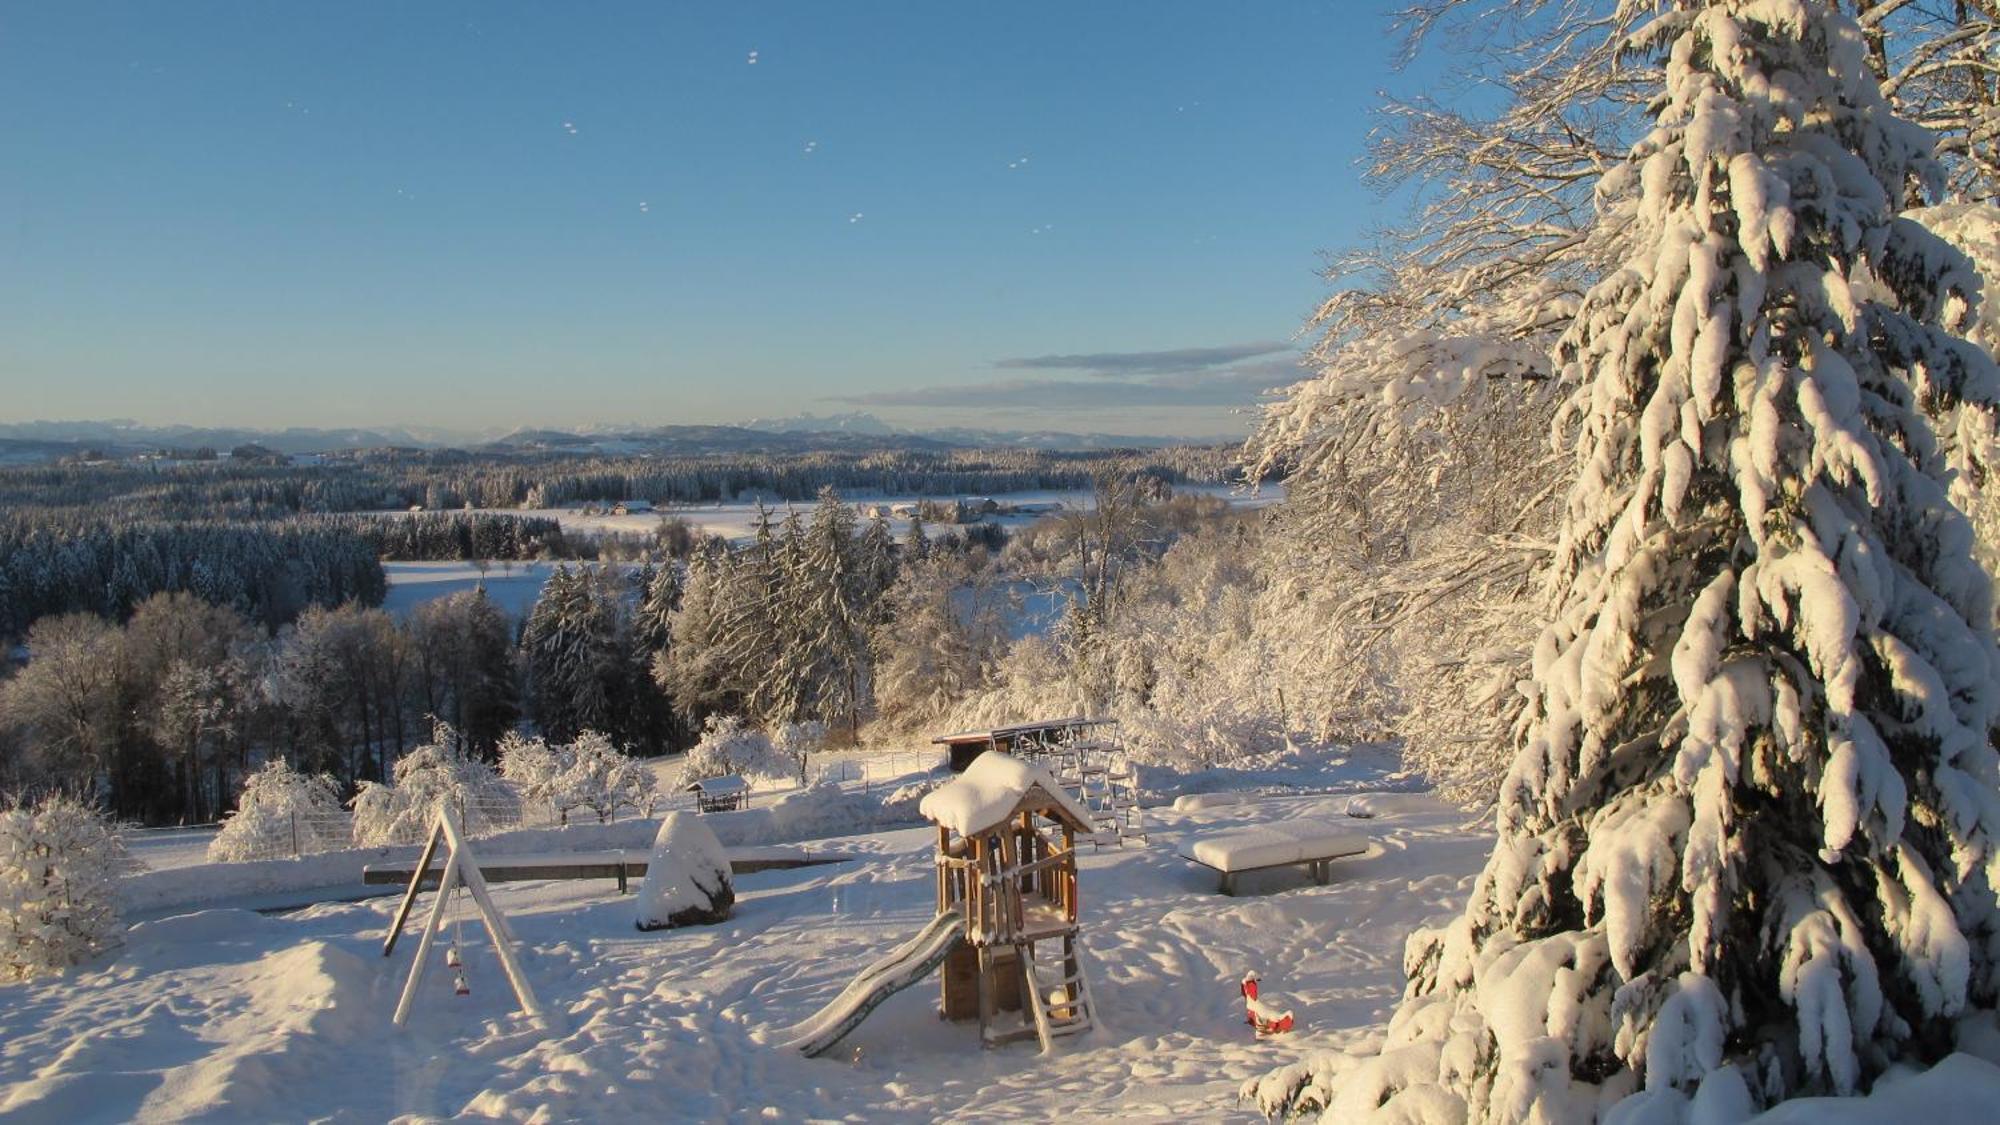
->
[[1177, 818, 1370, 894]]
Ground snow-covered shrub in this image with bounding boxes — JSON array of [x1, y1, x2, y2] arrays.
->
[[347, 780, 400, 845], [0, 793, 129, 980], [633, 811, 733, 930], [207, 759, 347, 862], [676, 715, 792, 790], [351, 721, 519, 845], [1258, 5, 2000, 1118]]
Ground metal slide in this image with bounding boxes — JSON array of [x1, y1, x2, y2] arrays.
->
[[781, 909, 965, 1058]]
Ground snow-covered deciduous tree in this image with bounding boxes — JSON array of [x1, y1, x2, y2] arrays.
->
[[676, 715, 791, 790], [207, 759, 346, 861], [551, 730, 657, 824], [1253, 2, 2000, 1118], [496, 730, 563, 820], [0, 793, 129, 981], [408, 587, 519, 757], [770, 720, 826, 786], [351, 721, 518, 845], [0, 614, 124, 789], [870, 554, 1010, 733]]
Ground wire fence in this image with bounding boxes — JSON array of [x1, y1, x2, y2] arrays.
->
[[808, 749, 946, 791], [135, 785, 700, 867], [126, 749, 946, 868]]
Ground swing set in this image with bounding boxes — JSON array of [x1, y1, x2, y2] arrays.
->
[[381, 805, 552, 1030]]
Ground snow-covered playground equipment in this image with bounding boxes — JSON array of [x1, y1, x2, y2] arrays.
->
[[382, 806, 551, 1030], [781, 752, 1100, 1057]]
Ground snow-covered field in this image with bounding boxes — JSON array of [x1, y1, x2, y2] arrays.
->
[[380, 560, 615, 620], [378, 483, 1276, 621], [0, 758, 1485, 1122], [394, 484, 1277, 547]]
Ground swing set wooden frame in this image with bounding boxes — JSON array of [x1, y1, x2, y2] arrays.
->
[[383, 805, 551, 1030]]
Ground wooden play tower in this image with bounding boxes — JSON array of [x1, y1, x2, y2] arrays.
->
[[923, 752, 1098, 1051]]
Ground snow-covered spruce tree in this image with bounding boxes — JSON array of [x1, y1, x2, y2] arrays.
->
[[0, 793, 129, 981], [1251, 2, 2000, 1119], [1906, 201, 2000, 577], [207, 759, 346, 862]]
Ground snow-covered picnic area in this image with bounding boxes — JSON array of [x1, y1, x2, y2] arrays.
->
[[0, 780, 1485, 1122]]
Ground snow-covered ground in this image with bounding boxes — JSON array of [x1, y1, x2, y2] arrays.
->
[[1, 756, 1485, 1122]]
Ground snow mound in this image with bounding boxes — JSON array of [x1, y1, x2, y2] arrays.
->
[[1342, 791, 1455, 819], [1735, 1053, 2000, 1124], [1173, 792, 1252, 812], [634, 813, 734, 931], [127, 909, 285, 948], [918, 752, 1092, 836]]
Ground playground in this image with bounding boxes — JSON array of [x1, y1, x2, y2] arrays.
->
[[0, 754, 1487, 1122]]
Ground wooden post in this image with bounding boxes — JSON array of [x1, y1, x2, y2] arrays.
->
[[1062, 823, 1077, 922], [439, 805, 524, 949], [391, 844, 461, 1027], [382, 820, 445, 957]]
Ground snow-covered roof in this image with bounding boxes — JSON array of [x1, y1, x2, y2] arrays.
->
[[919, 752, 1095, 836], [683, 774, 748, 794]]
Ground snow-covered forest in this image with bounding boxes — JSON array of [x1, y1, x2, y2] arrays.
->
[[6, 0, 2000, 1120]]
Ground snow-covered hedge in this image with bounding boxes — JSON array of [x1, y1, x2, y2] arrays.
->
[[2, 794, 130, 981]]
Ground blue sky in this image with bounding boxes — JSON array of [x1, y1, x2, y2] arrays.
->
[[0, 2, 1425, 438]]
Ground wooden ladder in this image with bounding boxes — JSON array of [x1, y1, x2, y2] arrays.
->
[[1019, 933, 1095, 1053]]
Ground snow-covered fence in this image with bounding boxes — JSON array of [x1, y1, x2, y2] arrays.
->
[[127, 777, 683, 872]]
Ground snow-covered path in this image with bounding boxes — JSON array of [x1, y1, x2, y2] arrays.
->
[[0, 790, 1488, 1122]]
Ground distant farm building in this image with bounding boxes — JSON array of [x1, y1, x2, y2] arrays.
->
[[612, 500, 656, 516]]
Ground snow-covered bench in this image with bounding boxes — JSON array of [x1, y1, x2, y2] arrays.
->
[[1177, 819, 1370, 895]]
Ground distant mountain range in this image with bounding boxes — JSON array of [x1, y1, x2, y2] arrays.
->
[[737, 411, 1235, 451], [0, 413, 1241, 464]]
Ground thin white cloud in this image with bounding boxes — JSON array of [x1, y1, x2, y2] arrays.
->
[[994, 341, 1292, 378], [833, 345, 1305, 409]]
